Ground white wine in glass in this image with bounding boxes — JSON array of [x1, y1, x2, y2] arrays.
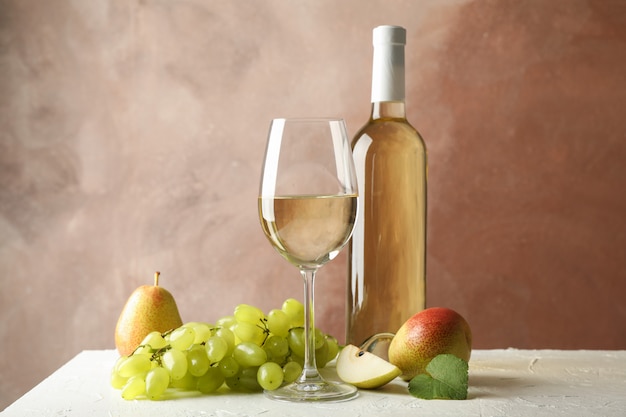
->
[[258, 118, 359, 402]]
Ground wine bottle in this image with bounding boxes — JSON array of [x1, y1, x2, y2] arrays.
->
[[346, 25, 427, 346]]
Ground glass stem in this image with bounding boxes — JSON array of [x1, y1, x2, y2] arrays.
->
[[299, 267, 323, 384]]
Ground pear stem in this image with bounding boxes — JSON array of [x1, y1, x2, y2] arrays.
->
[[154, 271, 160, 287]]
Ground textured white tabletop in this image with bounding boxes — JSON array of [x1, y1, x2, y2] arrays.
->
[[2, 349, 625, 417]]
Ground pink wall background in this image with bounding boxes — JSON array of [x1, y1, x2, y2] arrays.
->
[[1, 0, 625, 409]]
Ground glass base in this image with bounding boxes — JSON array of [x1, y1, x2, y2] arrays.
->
[[264, 380, 358, 402]]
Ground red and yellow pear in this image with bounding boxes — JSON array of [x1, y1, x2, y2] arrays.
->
[[388, 307, 472, 380], [115, 272, 183, 356]]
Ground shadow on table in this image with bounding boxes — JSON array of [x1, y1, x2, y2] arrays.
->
[[373, 380, 411, 396], [367, 374, 542, 400], [469, 373, 542, 399]]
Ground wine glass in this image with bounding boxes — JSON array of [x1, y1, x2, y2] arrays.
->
[[258, 118, 359, 402]]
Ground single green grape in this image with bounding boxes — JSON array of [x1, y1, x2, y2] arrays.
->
[[263, 352, 285, 366], [196, 366, 225, 393], [233, 322, 266, 345], [326, 335, 339, 362], [288, 353, 304, 367], [314, 328, 325, 350], [233, 342, 267, 368], [145, 367, 170, 400], [169, 371, 197, 390], [218, 356, 240, 378], [282, 361, 302, 383], [215, 315, 237, 331], [140, 331, 168, 350], [205, 335, 229, 363], [215, 327, 235, 356], [161, 349, 188, 380], [113, 355, 126, 372], [187, 345, 210, 377], [281, 298, 305, 327], [234, 304, 266, 325], [257, 362, 284, 391], [224, 375, 241, 391], [266, 309, 290, 337], [133, 344, 155, 356], [184, 322, 213, 344], [118, 354, 151, 378], [240, 366, 263, 392], [265, 354, 287, 366], [226, 367, 262, 392], [110, 356, 128, 389], [264, 335, 289, 358], [287, 328, 306, 358], [121, 374, 146, 400], [110, 368, 128, 389], [315, 339, 330, 368], [168, 327, 195, 351]]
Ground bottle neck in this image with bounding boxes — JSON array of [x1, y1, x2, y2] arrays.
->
[[371, 44, 405, 101], [371, 101, 406, 120], [370, 35, 406, 120]]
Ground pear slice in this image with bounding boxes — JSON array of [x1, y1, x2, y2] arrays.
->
[[336, 344, 402, 389]]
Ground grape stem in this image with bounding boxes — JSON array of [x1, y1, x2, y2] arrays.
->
[[257, 318, 270, 345], [128, 343, 170, 367], [151, 346, 170, 365], [160, 328, 175, 338]]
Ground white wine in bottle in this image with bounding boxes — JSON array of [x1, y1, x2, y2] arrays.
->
[[347, 25, 427, 346]]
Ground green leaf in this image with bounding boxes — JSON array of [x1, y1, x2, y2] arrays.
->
[[408, 354, 468, 400]]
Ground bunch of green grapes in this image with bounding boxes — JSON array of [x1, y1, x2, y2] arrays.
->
[[110, 298, 340, 400]]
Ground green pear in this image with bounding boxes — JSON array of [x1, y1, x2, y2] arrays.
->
[[115, 272, 183, 356], [388, 307, 472, 380]]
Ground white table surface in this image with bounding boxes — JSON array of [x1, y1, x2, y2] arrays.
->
[[2, 349, 625, 417]]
